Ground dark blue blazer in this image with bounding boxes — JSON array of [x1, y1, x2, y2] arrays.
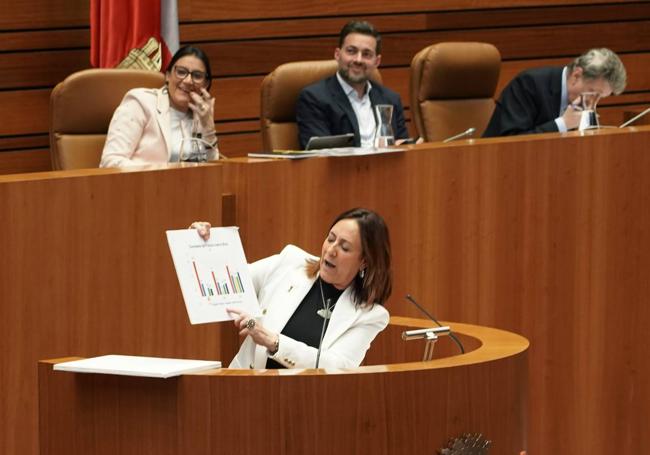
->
[[296, 75, 408, 149], [483, 66, 564, 137]]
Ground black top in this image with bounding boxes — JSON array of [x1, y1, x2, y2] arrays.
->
[[266, 278, 345, 369]]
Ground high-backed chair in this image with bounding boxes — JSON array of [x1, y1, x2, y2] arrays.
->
[[49, 69, 165, 170], [410, 42, 501, 142], [260, 60, 382, 151]]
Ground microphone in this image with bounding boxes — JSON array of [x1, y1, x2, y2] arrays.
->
[[442, 127, 476, 143], [405, 294, 465, 354], [402, 326, 451, 340], [315, 298, 332, 368], [619, 107, 650, 128]]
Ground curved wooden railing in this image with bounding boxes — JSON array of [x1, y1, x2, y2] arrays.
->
[[39, 318, 528, 455]]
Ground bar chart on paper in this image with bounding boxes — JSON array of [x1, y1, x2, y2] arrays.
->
[[166, 227, 260, 324], [193, 262, 246, 298]]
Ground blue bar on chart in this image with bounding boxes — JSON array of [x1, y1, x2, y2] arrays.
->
[[204, 265, 246, 296], [192, 260, 246, 297], [193, 261, 218, 297]]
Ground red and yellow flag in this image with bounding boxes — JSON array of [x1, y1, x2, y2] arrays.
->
[[90, 0, 179, 71]]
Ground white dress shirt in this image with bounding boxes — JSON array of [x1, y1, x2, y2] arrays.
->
[[336, 72, 376, 148]]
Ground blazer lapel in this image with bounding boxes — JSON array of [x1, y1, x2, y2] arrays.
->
[[252, 269, 315, 367], [368, 81, 382, 107], [549, 67, 564, 117], [321, 287, 358, 349], [155, 88, 173, 159], [262, 269, 315, 334], [327, 76, 361, 143]]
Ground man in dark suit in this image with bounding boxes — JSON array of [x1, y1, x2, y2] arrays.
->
[[296, 21, 409, 149], [483, 48, 627, 137]]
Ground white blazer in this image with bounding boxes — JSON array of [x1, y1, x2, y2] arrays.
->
[[100, 87, 217, 168], [100, 88, 173, 167], [229, 245, 389, 370]]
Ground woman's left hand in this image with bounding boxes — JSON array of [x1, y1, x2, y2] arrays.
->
[[227, 307, 278, 351], [188, 88, 215, 133], [188, 221, 212, 240]]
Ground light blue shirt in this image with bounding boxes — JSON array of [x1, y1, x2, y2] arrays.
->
[[555, 66, 569, 132]]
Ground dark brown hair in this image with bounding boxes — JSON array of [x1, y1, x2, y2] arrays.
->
[[338, 20, 382, 55], [307, 208, 392, 306], [165, 45, 213, 90]]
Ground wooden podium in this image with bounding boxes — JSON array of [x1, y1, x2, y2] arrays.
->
[[39, 318, 528, 455]]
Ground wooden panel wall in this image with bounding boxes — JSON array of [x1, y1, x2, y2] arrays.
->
[[0, 164, 231, 455], [221, 127, 650, 455], [1, 1, 649, 174]]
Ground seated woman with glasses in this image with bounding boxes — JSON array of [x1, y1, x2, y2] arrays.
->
[[100, 45, 219, 167]]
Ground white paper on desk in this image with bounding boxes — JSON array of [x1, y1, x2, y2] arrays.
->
[[320, 147, 405, 156], [53, 355, 221, 378], [166, 227, 260, 324], [247, 151, 321, 159]]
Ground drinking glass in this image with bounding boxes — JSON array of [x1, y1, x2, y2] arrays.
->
[[179, 137, 211, 162], [373, 104, 395, 148], [578, 92, 601, 131]]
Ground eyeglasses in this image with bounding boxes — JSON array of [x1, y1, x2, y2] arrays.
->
[[173, 65, 208, 84]]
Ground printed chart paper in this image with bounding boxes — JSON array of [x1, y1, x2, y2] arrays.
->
[[166, 227, 260, 324]]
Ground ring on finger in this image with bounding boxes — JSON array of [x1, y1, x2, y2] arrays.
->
[[245, 319, 256, 330]]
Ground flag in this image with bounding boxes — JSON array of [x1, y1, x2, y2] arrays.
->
[[90, 0, 179, 71]]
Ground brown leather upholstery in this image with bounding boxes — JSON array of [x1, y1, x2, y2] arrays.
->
[[410, 42, 501, 142], [260, 60, 382, 151], [49, 69, 165, 170]]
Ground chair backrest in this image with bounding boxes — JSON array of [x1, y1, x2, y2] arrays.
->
[[49, 68, 165, 170], [260, 60, 382, 152], [410, 42, 501, 142]]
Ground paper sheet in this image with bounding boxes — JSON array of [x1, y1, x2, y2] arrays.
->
[[54, 355, 221, 378], [166, 227, 260, 324]]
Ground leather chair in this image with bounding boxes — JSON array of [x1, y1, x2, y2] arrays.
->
[[49, 69, 165, 170], [410, 42, 501, 142], [260, 60, 382, 151]]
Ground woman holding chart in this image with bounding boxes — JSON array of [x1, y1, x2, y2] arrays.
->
[[190, 207, 391, 369]]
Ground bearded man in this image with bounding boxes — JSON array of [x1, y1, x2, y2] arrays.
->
[[296, 20, 408, 149]]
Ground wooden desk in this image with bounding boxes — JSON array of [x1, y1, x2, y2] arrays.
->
[[3, 127, 650, 455], [0, 164, 235, 455], [38, 318, 528, 455], [623, 109, 650, 126], [223, 126, 650, 455]]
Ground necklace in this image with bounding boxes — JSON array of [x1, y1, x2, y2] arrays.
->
[[317, 277, 336, 319]]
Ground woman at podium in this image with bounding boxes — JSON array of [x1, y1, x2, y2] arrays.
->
[[100, 45, 219, 167], [192, 208, 392, 369]]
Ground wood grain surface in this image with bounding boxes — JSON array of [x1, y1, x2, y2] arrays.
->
[[38, 319, 528, 455], [222, 126, 650, 455], [0, 163, 234, 455], [1, 0, 650, 173]]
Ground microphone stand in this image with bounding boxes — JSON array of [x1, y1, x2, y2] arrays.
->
[[442, 127, 476, 143], [315, 298, 332, 368], [620, 107, 650, 128], [405, 294, 465, 354]]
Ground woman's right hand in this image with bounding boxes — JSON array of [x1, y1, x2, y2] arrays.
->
[[189, 221, 211, 240], [189, 88, 216, 134]]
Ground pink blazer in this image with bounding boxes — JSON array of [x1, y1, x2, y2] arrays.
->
[[100, 87, 173, 167]]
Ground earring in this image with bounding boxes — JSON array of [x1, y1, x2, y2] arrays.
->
[[360, 269, 365, 279]]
